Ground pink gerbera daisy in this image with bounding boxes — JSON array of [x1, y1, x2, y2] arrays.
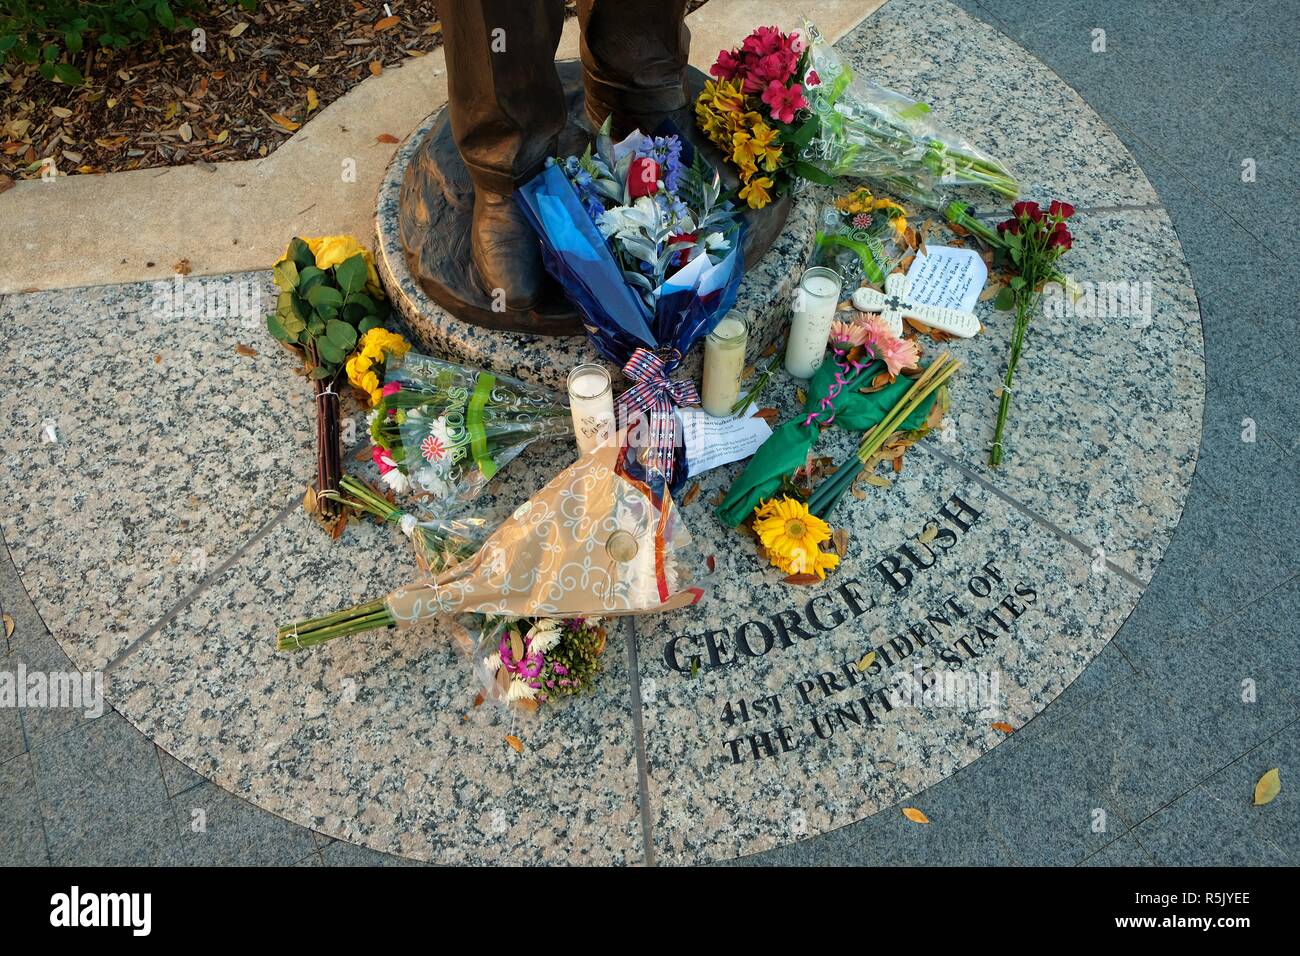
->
[[876, 335, 921, 378], [829, 319, 867, 348]]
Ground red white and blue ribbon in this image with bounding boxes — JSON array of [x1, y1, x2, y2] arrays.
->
[[618, 347, 699, 484]]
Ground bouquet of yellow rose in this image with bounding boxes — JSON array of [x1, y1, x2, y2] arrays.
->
[[266, 234, 407, 522], [345, 327, 411, 408]]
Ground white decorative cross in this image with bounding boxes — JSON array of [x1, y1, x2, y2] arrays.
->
[[851, 272, 981, 339]]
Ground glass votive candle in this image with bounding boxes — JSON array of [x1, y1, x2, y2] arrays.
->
[[567, 363, 615, 456], [701, 311, 749, 417], [785, 266, 842, 380]]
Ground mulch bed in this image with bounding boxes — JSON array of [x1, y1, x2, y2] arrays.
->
[[0, 1, 453, 184], [1, 0, 711, 187]]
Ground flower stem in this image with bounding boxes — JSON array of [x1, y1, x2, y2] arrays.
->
[[989, 293, 1036, 467], [810, 354, 959, 517], [276, 599, 395, 651]]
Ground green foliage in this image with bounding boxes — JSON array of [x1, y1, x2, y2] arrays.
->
[[265, 241, 390, 383], [540, 621, 608, 699], [0, 0, 206, 85]]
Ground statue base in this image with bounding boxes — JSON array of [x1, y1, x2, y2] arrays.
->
[[392, 60, 794, 335], [375, 63, 819, 390]]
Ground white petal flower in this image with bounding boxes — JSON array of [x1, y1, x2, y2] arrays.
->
[[482, 651, 502, 674], [506, 679, 537, 701], [527, 619, 563, 654], [380, 468, 410, 494]]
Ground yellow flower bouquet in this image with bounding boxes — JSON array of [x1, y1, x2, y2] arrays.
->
[[266, 234, 405, 523], [695, 25, 832, 209]]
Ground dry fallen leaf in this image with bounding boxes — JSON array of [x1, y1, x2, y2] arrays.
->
[[864, 473, 892, 488], [832, 528, 849, 557], [705, 554, 716, 573], [375, 133, 399, 144], [270, 113, 301, 132], [754, 407, 780, 426], [306, 88, 319, 113], [1254, 768, 1281, 806], [514, 698, 539, 713], [234, 344, 257, 357], [681, 482, 701, 506], [228, 22, 249, 37], [795, 387, 807, 405], [991, 722, 1015, 735], [303, 486, 319, 515], [374, 15, 401, 31], [369, 61, 383, 77], [427, 22, 443, 34], [505, 734, 524, 753], [173, 258, 192, 276], [782, 573, 821, 586], [472, 692, 484, 708], [2, 614, 14, 640], [902, 807, 931, 824], [856, 650, 876, 672], [918, 522, 938, 545]]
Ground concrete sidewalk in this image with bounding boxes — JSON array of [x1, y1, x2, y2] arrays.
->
[[0, 0, 882, 295]]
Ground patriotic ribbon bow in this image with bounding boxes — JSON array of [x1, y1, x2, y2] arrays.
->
[[618, 347, 699, 485]]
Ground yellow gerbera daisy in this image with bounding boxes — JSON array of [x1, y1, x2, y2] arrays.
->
[[753, 497, 838, 578]]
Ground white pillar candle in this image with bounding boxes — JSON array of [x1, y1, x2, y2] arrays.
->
[[567, 363, 615, 456], [701, 311, 749, 417], [785, 266, 843, 380]]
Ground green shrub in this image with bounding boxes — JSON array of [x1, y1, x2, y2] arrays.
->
[[0, 1, 255, 85]]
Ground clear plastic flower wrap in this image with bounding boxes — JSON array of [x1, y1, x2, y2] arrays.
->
[[801, 18, 1019, 210], [277, 444, 706, 669], [809, 188, 912, 288], [367, 351, 573, 508]]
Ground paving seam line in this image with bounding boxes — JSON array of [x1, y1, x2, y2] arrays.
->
[[103, 491, 302, 673], [916, 443, 1146, 588], [623, 616, 658, 866]]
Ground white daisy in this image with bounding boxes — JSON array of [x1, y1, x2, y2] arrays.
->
[[527, 619, 563, 654], [506, 679, 537, 702], [379, 467, 410, 494]]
